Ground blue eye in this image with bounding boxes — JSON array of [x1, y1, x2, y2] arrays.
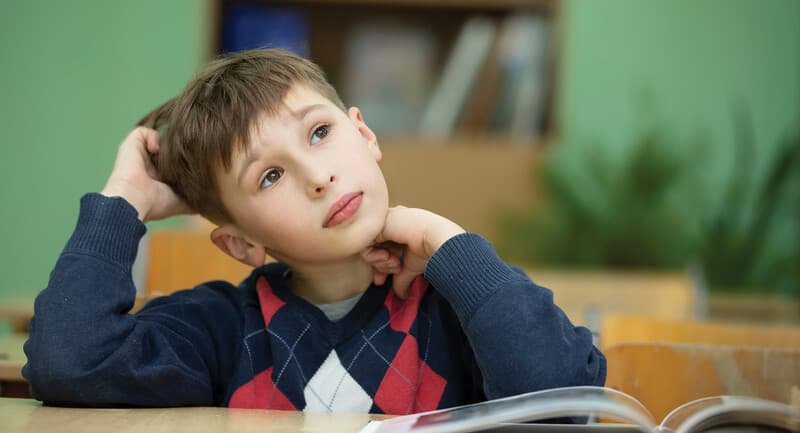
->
[[310, 125, 329, 145], [259, 168, 284, 189]]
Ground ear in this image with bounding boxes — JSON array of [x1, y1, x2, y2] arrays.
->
[[210, 226, 267, 268], [348, 106, 381, 161]]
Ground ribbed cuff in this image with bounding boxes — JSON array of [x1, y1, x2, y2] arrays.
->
[[64, 193, 147, 267], [424, 232, 519, 324]]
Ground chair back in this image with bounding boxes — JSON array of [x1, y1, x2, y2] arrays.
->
[[524, 269, 698, 332], [600, 313, 800, 351], [605, 342, 800, 422], [144, 230, 255, 296]]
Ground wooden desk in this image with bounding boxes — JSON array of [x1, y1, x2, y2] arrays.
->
[[0, 334, 29, 398], [0, 398, 381, 433], [0, 301, 33, 333]]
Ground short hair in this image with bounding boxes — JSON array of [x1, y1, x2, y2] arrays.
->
[[139, 48, 346, 224]]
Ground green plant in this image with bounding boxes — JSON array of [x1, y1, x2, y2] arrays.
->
[[498, 125, 701, 270], [497, 111, 800, 296], [699, 110, 800, 296]]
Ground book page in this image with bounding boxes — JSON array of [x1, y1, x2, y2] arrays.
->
[[660, 396, 800, 433], [364, 386, 657, 433]]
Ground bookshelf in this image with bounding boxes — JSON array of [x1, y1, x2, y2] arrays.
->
[[212, 0, 560, 240]]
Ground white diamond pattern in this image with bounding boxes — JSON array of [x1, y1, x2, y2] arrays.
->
[[303, 350, 373, 412]]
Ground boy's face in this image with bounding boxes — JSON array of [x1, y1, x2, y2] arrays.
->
[[215, 84, 389, 266]]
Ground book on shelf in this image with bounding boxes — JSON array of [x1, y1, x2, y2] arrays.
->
[[358, 386, 800, 433], [457, 12, 551, 140], [490, 13, 551, 140], [419, 13, 552, 141], [456, 21, 506, 133], [343, 20, 436, 135], [221, 4, 309, 57], [418, 16, 497, 138]]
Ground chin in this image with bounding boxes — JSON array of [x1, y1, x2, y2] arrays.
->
[[351, 222, 384, 251]]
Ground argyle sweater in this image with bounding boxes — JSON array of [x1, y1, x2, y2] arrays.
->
[[23, 193, 606, 412]]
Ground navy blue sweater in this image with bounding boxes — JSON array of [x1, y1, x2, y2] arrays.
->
[[23, 194, 605, 412]]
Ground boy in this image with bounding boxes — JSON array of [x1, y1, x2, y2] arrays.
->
[[23, 49, 605, 411]]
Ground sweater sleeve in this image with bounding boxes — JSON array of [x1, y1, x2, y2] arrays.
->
[[424, 233, 606, 399], [23, 193, 244, 407]]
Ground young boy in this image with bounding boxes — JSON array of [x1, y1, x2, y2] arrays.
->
[[23, 49, 605, 412]]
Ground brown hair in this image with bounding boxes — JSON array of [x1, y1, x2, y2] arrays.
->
[[139, 48, 346, 224]]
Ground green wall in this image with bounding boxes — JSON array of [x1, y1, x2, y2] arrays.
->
[[555, 0, 800, 290], [559, 0, 800, 192], [0, 1, 207, 299]]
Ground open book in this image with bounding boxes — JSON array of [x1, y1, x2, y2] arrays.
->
[[359, 386, 800, 433]]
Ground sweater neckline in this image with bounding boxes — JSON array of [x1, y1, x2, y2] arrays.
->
[[258, 262, 393, 345]]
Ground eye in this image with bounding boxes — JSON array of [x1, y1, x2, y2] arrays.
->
[[310, 125, 329, 145], [259, 168, 284, 190]]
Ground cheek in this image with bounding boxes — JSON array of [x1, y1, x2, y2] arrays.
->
[[238, 194, 311, 243], [250, 213, 313, 253]]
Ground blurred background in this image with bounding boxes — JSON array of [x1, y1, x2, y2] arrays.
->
[[0, 0, 798, 332], [0, 0, 798, 406]]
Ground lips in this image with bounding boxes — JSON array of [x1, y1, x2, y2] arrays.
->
[[323, 192, 363, 228]]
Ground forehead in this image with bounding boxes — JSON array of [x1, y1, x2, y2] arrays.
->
[[247, 85, 338, 141], [219, 84, 343, 177], [282, 84, 335, 111]]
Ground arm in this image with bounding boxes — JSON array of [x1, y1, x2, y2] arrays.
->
[[425, 233, 606, 398], [370, 207, 606, 399], [23, 128, 237, 406], [23, 193, 244, 407]]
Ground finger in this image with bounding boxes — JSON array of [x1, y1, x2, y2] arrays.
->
[[172, 200, 194, 216], [130, 127, 160, 157], [144, 130, 160, 155], [373, 272, 388, 286], [155, 184, 193, 215], [384, 243, 404, 259], [375, 257, 401, 272], [128, 126, 156, 149], [372, 241, 404, 257], [392, 270, 418, 300], [363, 248, 390, 262]]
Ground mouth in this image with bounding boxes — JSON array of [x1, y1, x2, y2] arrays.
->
[[323, 192, 364, 228]]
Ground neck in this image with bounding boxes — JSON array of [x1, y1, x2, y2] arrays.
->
[[284, 255, 374, 304]]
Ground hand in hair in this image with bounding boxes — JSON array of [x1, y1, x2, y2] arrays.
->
[[101, 127, 192, 222], [363, 206, 465, 299]]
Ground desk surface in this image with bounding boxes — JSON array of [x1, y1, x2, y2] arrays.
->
[[0, 398, 381, 433]]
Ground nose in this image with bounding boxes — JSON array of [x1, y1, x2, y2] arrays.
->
[[308, 173, 336, 198]]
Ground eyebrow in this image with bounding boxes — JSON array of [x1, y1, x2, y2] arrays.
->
[[291, 103, 328, 121], [236, 103, 330, 187]]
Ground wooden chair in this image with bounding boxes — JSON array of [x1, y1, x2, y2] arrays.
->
[[0, 302, 33, 334], [523, 269, 699, 332], [144, 229, 255, 296], [604, 342, 800, 421], [599, 313, 800, 351]]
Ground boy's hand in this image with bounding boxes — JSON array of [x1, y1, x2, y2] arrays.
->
[[101, 127, 192, 222], [363, 206, 465, 299]]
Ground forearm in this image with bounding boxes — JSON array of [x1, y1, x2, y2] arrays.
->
[[424, 233, 606, 399], [23, 194, 215, 407]]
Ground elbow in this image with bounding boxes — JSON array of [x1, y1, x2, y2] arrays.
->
[[23, 359, 80, 406], [557, 339, 607, 389], [493, 342, 607, 398], [580, 345, 607, 387], [23, 347, 93, 406], [593, 346, 607, 386], [22, 337, 103, 406]]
